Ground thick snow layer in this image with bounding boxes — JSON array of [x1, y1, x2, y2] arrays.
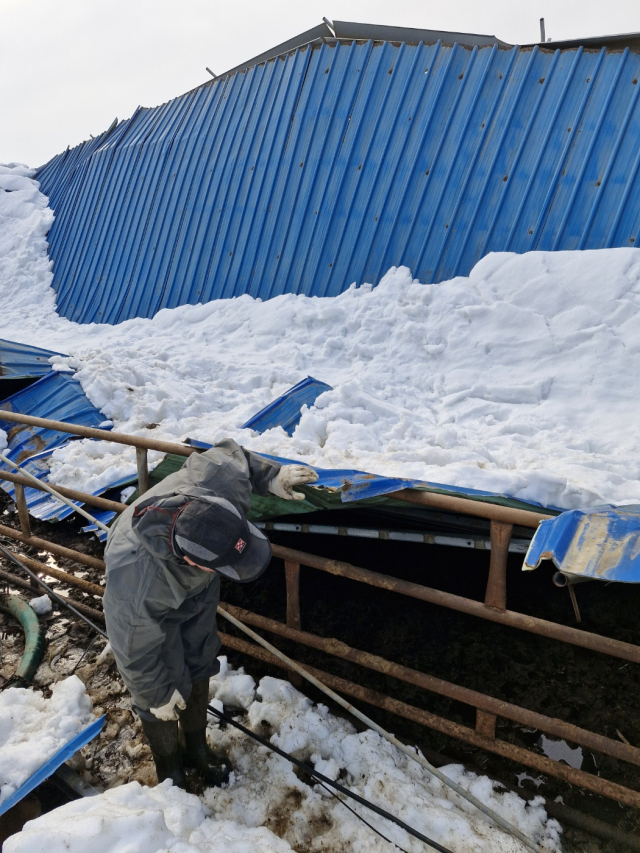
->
[[2, 163, 640, 509], [0, 675, 94, 805], [6, 661, 562, 853]]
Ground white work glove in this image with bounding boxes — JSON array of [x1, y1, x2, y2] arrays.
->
[[150, 688, 186, 721], [269, 465, 318, 501]]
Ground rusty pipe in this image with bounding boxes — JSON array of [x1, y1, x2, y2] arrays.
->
[[0, 567, 105, 623], [218, 631, 640, 809], [2, 550, 105, 597], [220, 602, 640, 768], [0, 410, 195, 457], [0, 469, 127, 514], [270, 544, 640, 664], [390, 488, 552, 529], [0, 524, 106, 571]]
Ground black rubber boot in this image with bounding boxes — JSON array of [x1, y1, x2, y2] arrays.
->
[[180, 679, 231, 787], [141, 718, 187, 789]]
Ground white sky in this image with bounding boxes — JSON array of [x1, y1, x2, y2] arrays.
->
[[1, 0, 639, 168]]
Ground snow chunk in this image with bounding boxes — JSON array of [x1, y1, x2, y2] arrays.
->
[[28, 594, 52, 615], [0, 676, 95, 805]]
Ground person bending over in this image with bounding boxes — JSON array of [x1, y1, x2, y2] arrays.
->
[[103, 438, 317, 788]]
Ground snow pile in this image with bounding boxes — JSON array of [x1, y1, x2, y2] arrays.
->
[[0, 675, 94, 805], [0, 164, 55, 320], [6, 661, 562, 853], [2, 164, 640, 508], [4, 781, 291, 853]]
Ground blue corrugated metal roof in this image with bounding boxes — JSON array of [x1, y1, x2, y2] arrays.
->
[[524, 505, 640, 582], [242, 376, 333, 435], [36, 40, 640, 325], [0, 339, 65, 381], [0, 372, 114, 523]]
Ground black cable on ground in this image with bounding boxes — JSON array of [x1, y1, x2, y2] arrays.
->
[[0, 544, 107, 639], [207, 703, 454, 853]]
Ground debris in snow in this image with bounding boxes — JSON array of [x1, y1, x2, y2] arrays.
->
[[0, 675, 95, 806], [28, 595, 52, 616], [2, 169, 640, 510], [5, 661, 563, 852]]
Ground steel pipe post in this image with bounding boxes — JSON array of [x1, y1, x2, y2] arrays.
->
[[136, 447, 150, 495], [485, 521, 512, 610], [13, 484, 32, 539]]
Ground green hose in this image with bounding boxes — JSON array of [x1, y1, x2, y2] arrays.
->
[[0, 594, 46, 687]]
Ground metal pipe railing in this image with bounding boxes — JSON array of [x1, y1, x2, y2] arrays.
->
[[0, 410, 194, 457], [0, 410, 551, 527], [220, 601, 640, 768], [271, 543, 640, 664], [218, 630, 640, 809]]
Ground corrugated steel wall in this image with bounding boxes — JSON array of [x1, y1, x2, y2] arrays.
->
[[37, 40, 640, 324]]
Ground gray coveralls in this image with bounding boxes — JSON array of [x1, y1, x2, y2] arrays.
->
[[103, 439, 280, 719]]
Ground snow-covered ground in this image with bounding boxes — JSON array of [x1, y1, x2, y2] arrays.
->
[[2, 163, 640, 510], [0, 675, 95, 806], [5, 661, 562, 853]]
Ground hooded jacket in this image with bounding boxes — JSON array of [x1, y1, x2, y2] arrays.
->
[[103, 439, 280, 711]]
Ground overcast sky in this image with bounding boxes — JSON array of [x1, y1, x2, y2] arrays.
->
[[1, 0, 639, 168]]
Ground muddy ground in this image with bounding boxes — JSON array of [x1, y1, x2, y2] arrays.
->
[[1, 493, 639, 852]]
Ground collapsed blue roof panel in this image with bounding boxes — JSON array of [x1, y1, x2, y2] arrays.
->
[[0, 339, 65, 380], [0, 372, 107, 466], [0, 715, 105, 818], [242, 376, 333, 435], [524, 505, 640, 582], [36, 41, 640, 325]]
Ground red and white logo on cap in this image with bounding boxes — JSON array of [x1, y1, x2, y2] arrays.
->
[[234, 538, 247, 553]]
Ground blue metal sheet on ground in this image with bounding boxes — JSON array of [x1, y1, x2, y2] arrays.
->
[[0, 715, 105, 818], [36, 41, 640, 325], [242, 376, 333, 435], [0, 339, 66, 380], [524, 505, 640, 582]]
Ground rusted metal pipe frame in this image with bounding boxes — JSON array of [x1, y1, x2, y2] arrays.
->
[[0, 519, 638, 809], [484, 520, 512, 610], [136, 447, 150, 495], [270, 543, 640, 664], [2, 550, 105, 597], [218, 630, 640, 809], [0, 410, 194, 457], [0, 567, 105, 623], [220, 601, 640, 769], [0, 411, 553, 528], [0, 524, 106, 571], [390, 487, 551, 529], [0, 469, 128, 514]]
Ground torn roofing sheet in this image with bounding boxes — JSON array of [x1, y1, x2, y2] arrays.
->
[[242, 376, 333, 436], [0, 339, 65, 380], [524, 505, 640, 583], [0, 371, 124, 524], [186, 438, 559, 511]]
